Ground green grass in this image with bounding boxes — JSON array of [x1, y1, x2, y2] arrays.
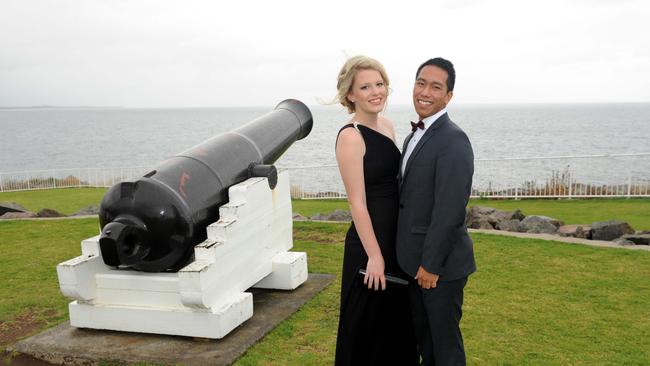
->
[[0, 188, 107, 215], [1, 218, 649, 365], [2, 188, 649, 229], [0, 219, 100, 333], [290, 199, 349, 218]]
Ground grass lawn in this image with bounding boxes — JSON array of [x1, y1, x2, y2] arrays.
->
[[2, 188, 649, 230], [0, 188, 107, 215], [1, 218, 649, 365]]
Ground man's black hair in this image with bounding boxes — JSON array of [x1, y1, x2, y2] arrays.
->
[[416, 57, 455, 92]]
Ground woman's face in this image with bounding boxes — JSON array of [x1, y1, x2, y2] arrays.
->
[[347, 69, 387, 114]]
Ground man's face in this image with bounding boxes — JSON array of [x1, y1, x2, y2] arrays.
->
[[413, 65, 453, 119]]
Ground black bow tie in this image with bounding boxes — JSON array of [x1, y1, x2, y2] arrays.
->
[[410, 120, 424, 132]]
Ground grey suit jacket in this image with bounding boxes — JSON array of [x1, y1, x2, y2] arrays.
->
[[396, 113, 476, 281]]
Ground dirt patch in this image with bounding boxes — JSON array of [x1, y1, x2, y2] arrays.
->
[[1, 309, 58, 365], [0, 311, 47, 347], [1, 351, 53, 366]]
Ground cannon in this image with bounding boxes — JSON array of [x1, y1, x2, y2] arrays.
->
[[98, 99, 313, 272]]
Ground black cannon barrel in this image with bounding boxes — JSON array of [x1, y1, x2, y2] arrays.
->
[[98, 99, 313, 272]]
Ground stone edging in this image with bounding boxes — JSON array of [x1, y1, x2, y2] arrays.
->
[[469, 228, 650, 251]]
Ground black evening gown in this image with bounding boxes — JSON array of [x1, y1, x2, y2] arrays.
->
[[335, 123, 419, 366]]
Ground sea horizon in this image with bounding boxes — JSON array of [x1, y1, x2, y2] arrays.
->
[[2, 101, 650, 111]]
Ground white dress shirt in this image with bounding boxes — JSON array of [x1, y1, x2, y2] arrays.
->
[[401, 108, 447, 175]]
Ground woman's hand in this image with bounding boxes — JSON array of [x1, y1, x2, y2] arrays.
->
[[364, 255, 386, 291]]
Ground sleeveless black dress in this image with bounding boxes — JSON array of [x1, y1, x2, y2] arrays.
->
[[335, 123, 418, 366]]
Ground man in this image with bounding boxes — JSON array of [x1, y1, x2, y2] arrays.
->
[[396, 57, 476, 366]]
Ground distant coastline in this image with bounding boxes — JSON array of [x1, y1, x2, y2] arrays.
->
[[0, 105, 124, 110]]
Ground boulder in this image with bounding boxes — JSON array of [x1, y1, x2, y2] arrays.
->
[[590, 221, 635, 241], [619, 234, 650, 246], [520, 215, 559, 234], [309, 209, 351, 222], [292, 213, 307, 221], [0, 211, 37, 219], [71, 205, 100, 216], [473, 217, 495, 230], [557, 225, 592, 239], [613, 238, 636, 246], [466, 206, 496, 229], [327, 209, 352, 222], [36, 208, 66, 218], [0, 202, 30, 216], [487, 209, 525, 226], [496, 219, 522, 232], [309, 213, 328, 221]]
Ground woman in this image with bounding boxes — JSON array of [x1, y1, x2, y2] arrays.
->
[[334, 56, 418, 365]]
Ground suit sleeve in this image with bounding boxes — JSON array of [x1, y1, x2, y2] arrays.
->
[[421, 132, 474, 275]]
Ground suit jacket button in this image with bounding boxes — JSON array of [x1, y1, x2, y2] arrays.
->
[[399, 204, 404, 208]]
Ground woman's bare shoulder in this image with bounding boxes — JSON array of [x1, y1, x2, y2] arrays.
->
[[336, 124, 363, 148]]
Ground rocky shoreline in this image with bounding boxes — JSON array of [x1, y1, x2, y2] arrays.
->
[[4, 201, 648, 247], [293, 207, 649, 247]]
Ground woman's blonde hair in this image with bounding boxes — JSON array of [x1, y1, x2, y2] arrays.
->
[[336, 55, 390, 114]]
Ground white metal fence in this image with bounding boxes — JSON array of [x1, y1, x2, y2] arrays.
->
[[0, 167, 149, 192], [1, 153, 649, 199]]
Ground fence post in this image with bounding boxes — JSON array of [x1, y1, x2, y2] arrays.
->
[[0, 174, 4, 192], [568, 173, 572, 200], [627, 174, 632, 199], [515, 186, 519, 200]]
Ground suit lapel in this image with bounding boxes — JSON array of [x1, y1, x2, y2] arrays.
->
[[401, 113, 449, 187], [398, 131, 414, 185]]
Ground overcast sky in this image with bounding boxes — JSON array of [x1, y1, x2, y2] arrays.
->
[[1, 0, 649, 108]]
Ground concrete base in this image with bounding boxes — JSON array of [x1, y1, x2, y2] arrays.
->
[[9, 273, 334, 366]]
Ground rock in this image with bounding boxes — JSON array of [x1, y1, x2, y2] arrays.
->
[[613, 238, 636, 246], [309, 213, 328, 221], [326, 209, 352, 222], [488, 209, 525, 223], [636, 230, 650, 235], [466, 206, 496, 229], [520, 215, 559, 234], [308, 210, 351, 221], [496, 219, 522, 232], [620, 234, 650, 245], [71, 205, 100, 216], [473, 217, 494, 230], [0, 202, 30, 216], [36, 208, 66, 218], [0, 211, 37, 219], [467, 206, 525, 230], [591, 221, 635, 241], [292, 213, 307, 221], [487, 209, 525, 226], [557, 225, 592, 239]]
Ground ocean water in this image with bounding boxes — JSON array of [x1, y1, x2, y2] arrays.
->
[[1, 103, 649, 191]]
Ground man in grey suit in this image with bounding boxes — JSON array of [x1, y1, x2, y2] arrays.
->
[[396, 57, 476, 366]]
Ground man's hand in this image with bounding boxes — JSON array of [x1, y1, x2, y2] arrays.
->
[[415, 266, 439, 289]]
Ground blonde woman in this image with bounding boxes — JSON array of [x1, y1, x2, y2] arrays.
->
[[334, 56, 417, 365]]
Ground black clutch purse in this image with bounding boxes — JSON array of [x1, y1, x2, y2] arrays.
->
[[358, 268, 409, 286]]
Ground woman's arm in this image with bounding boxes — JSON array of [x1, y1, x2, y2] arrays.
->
[[335, 128, 386, 291]]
